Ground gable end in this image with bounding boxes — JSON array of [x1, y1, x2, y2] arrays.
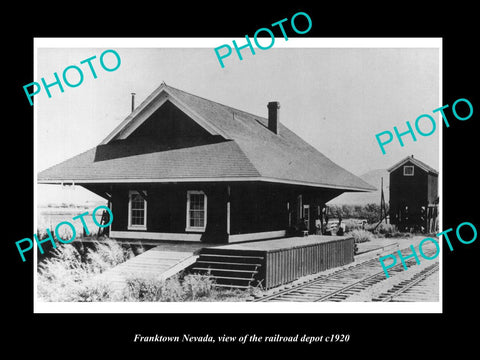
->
[[100, 85, 230, 144]]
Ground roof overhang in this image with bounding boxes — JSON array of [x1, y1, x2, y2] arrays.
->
[[38, 176, 375, 192]]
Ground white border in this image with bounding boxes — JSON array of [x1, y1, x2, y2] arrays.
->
[[438, 41, 443, 310], [36, 301, 440, 314], [34, 37, 442, 48], [34, 37, 443, 314]]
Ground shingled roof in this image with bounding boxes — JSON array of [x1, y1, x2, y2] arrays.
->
[[38, 83, 375, 192]]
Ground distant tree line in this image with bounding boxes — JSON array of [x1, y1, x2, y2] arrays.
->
[[327, 203, 388, 224]]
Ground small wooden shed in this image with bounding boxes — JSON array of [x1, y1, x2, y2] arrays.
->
[[388, 155, 439, 232]]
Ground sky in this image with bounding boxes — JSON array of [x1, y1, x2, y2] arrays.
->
[[35, 39, 440, 205]]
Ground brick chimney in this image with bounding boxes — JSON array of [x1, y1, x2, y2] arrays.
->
[[267, 101, 280, 134]]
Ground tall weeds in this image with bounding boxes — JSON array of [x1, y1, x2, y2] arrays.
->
[[37, 239, 133, 302], [85, 240, 135, 273], [37, 239, 253, 302]]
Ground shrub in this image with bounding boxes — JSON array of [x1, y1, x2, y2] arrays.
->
[[38, 245, 87, 282], [122, 273, 215, 302], [376, 222, 395, 235], [385, 231, 412, 238], [86, 240, 134, 273], [130, 244, 146, 256], [123, 274, 166, 301], [161, 275, 186, 301], [37, 245, 89, 302], [37, 238, 133, 302], [182, 273, 215, 300], [73, 278, 115, 302], [37, 269, 84, 302], [350, 229, 374, 243], [343, 219, 365, 232]]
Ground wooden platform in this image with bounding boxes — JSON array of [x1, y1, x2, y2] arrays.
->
[[93, 235, 355, 293], [214, 235, 349, 251], [190, 235, 355, 289], [96, 246, 198, 293]]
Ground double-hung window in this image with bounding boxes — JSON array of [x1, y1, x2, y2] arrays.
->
[[186, 190, 207, 232], [128, 190, 147, 230]]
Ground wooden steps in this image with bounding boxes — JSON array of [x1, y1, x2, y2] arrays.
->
[[189, 248, 265, 289]]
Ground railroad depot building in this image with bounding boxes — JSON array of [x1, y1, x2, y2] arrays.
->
[[38, 83, 375, 245], [388, 155, 439, 232]]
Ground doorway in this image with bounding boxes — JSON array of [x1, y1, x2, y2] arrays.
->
[[303, 204, 310, 233]]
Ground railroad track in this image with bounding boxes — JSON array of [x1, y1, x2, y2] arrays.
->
[[372, 262, 439, 302], [253, 244, 438, 302]]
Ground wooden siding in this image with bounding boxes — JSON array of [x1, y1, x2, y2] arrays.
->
[[229, 182, 288, 235], [390, 160, 428, 209], [109, 183, 228, 242], [263, 237, 354, 289], [427, 173, 439, 204], [127, 100, 219, 146], [230, 183, 341, 236], [389, 159, 438, 228], [93, 181, 344, 243]]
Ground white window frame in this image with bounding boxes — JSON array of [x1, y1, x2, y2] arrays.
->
[[186, 190, 207, 232], [128, 190, 147, 230], [403, 165, 414, 176]]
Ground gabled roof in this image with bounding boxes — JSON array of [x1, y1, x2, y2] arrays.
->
[[101, 83, 231, 143], [387, 155, 439, 175], [38, 83, 375, 192]]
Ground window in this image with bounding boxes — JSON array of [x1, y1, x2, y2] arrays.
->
[[403, 166, 414, 176], [128, 190, 147, 230], [186, 191, 207, 232]]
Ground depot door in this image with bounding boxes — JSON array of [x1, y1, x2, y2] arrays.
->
[[303, 204, 310, 233]]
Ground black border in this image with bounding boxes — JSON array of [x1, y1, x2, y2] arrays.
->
[[7, 4, 479, 354]]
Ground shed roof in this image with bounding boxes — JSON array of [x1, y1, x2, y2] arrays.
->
[[38, 83, 375, 192]]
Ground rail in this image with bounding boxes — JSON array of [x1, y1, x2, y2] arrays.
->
[[253, 244, 438, 302], [374, 262, 439, 302]]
